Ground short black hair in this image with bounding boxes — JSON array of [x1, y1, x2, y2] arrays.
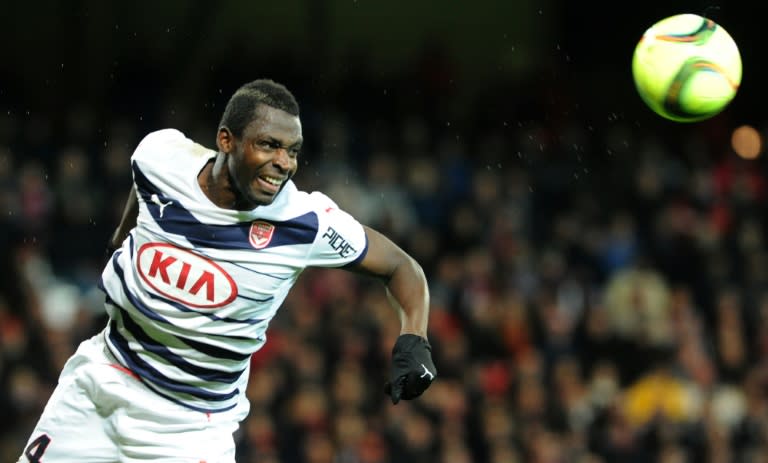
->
[[218, 79, 300, 138]]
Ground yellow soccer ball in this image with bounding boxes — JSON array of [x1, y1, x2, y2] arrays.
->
[[632, 14, 742, 122]]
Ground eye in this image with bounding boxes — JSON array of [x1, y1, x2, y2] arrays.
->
[[255, 140, 278, 150]]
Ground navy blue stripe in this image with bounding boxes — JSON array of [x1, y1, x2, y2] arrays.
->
[[176, 335, 253, 361], [106, 297, 253, 362], [117, 307, 245, 383], [137, 380, 237, 414], [221, 259, 292, 280], [98, 248, 122, 294], [132, 162, 318, 250], [237, 293, 275, 303], [104, 332, 237, 414], [143, 289, 267, 327], [108, 320, 238, 402]]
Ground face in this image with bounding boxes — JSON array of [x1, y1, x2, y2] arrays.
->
[[218, 104, 302, 208]]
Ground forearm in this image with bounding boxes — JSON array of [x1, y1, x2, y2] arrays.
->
[[353, 226, 435, 403], [385, 256, 429, 339], [109, 186, 139, 251]]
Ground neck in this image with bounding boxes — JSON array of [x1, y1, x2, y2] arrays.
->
[[199, 154, 245, 210]]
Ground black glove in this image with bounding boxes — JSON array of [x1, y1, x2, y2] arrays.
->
[[384, 334, 436, 404]]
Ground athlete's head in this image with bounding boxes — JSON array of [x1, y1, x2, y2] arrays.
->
[[217, 79, 302, 208]]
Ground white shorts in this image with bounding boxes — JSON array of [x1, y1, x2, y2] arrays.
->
[[17, 331, 249, 463]]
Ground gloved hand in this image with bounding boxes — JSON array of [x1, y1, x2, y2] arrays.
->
[[384, 334, 436, 404]]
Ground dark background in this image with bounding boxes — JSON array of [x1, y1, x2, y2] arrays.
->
[[2, 1, 767, 138], [3, 2, 768, 462]]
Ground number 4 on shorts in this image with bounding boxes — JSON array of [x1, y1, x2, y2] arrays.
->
[[24, 434, 50, 463]]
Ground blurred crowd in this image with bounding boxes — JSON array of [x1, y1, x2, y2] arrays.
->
[[1, 62, 768, 463]]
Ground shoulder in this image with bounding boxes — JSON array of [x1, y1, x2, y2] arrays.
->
[[265, 186, 363, 234], [261, 184, 368, 266], [133, 129, 185, 154], [132, 129, 213, 162], [265, 183, 335, 215], [296, 189, 364, 237]]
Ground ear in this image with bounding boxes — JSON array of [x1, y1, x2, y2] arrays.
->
[[216, 127, 235, 154]]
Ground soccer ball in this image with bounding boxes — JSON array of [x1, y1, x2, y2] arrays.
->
[[632, 14, 742, 122]]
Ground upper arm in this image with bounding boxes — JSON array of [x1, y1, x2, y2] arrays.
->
[[348, 226, 416, 281]]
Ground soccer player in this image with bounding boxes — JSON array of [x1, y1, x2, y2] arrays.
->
[[18, 79, 436, 462]]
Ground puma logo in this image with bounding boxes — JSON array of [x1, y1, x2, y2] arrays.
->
[[150, 194, 172, 218], [419, 364, 435, 381]]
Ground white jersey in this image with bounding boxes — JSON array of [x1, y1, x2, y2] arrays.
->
[[99, 129, 368, 413]]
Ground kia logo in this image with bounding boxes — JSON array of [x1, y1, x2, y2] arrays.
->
[[136, 243, 238, 308]]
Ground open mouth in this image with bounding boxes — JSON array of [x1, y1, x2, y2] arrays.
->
[[256, 175, 284, 194]]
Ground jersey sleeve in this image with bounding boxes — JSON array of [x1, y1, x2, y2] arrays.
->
[[130, 129, 186, 172], [306, 192, 369, 268]]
